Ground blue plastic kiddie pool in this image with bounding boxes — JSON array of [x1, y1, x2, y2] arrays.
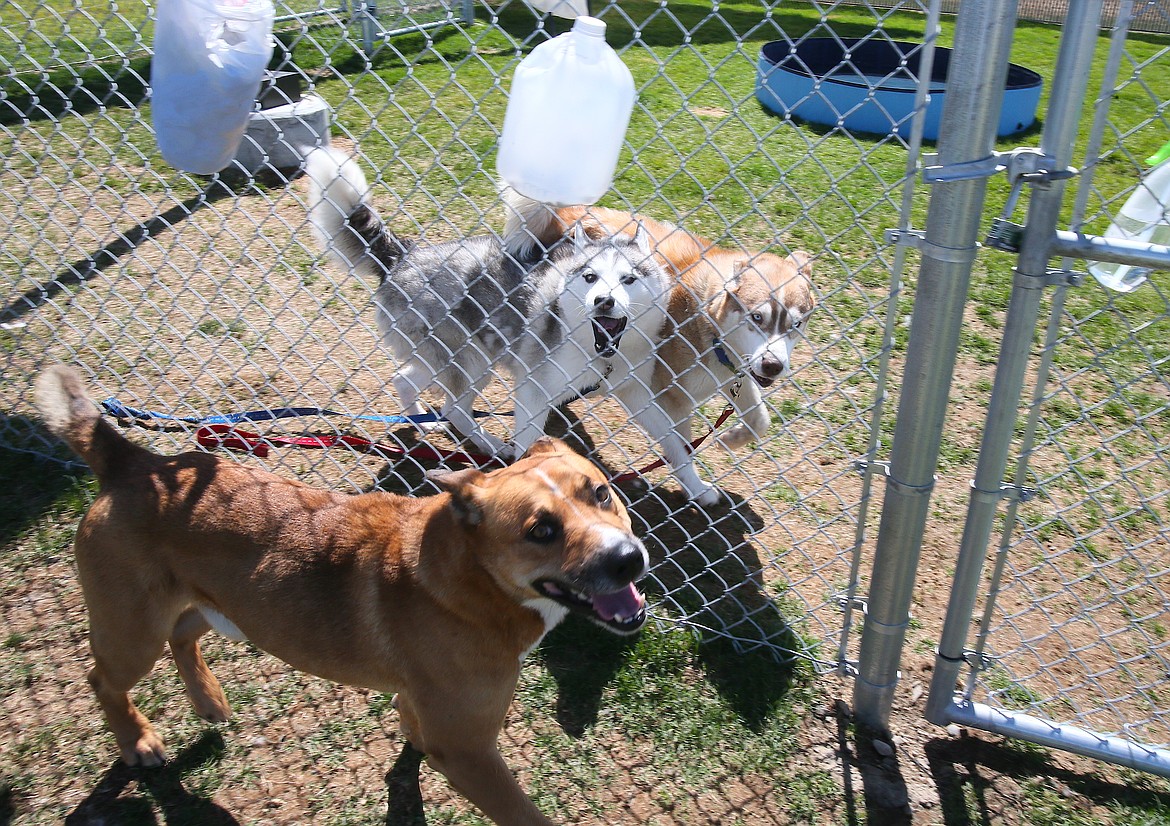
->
[[756, 38, 1043, 140]]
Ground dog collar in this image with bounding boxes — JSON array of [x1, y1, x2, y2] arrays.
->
[[711, 339, 745, 399], [712, 339, 736, 370]]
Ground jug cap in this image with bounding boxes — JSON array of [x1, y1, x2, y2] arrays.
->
[[572, 15, 607, 37]]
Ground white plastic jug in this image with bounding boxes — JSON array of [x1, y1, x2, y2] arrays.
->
[[497, 16, 635, 207], [1088, 144, 1170, 293], [151, 0, 275, 174]]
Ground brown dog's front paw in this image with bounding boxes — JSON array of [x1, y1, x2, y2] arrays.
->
[[189, 686, 231, 723], [121, 730, 168, 768], [194, 703, 231, 724]]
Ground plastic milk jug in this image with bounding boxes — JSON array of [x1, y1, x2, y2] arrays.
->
[[497, 16, 635, 206], [1088, 140, 1170, 293], [151, 0, 275, 174]]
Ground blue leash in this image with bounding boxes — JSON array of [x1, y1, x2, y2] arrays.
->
[[99, 399, 500, 426]]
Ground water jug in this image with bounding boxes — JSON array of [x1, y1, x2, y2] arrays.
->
[[497, 16, 635, 206], [1088, 141, 1170, 293], [152, 0, 275, 174]]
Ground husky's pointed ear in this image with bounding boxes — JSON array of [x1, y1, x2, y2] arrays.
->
[[706, 260, 748, 318], [632, 221, 653, 255], [787, 250, 813, 278], [572, 223, 590, 253], [707, 290, 732, 319], [427, 467, 487, 526]]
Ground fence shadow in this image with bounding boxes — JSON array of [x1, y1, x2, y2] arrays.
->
[[924, 733, 1170, 825], [1, 180, 237, 325], [837, 709, 914, 826], [0, 57, 151, 127]]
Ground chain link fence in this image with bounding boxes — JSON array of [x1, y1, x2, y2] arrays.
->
[[4, 0, 925, 671], [2, 0, 1170, 815]]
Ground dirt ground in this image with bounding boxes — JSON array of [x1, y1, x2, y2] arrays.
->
[[5, 139, 1170, 824], [6, 540, 1164, 826]]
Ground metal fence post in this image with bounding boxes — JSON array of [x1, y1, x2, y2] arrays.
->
[[851, 0, 1022, 732], [925, 0, 1105, 728]]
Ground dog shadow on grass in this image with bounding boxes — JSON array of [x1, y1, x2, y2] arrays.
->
[[385, 744, 428, 826], [64, 730, 238, 825], [540, 405, 804, 733], [0, 424, 94, 547], [375, 403, 804, 727]]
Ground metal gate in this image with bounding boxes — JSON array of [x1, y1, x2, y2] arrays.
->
[[850, 0, 1170, 777]]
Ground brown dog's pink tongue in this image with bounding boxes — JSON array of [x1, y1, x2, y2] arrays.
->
[[592, 583, 645, 621]]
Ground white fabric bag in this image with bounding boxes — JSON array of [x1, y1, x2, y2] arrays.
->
[[151, 0, 275, 174]]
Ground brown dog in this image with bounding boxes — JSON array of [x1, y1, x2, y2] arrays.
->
[[504, 194, 817, 506], [35, 364, 649, 826]]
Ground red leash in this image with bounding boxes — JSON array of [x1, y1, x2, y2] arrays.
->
[[196, 404, 736, 483], [196, 424, 501, 467]]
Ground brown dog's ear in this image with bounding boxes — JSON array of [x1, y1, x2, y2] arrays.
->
[[520, 437, 563, 459], [426, 467, 487, 526]]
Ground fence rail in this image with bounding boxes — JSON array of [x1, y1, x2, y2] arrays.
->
[[842, 0, 1170, 33]]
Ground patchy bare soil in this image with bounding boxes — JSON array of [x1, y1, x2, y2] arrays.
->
[[5, 524, 1166, 826], [4, 142, 1170, 825]]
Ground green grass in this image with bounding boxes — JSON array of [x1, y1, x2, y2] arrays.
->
[[4, 2, 1170, 824]]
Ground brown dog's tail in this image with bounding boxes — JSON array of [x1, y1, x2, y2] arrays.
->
[[35, 365, 139, 479]]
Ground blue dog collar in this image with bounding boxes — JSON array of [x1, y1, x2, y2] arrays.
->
[[712, 339, 736, 371]]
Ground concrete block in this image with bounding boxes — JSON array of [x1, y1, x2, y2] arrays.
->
[[232, 93, 331, 174]]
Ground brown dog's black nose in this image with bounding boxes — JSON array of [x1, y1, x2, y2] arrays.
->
[[600, 541, 648, 585]]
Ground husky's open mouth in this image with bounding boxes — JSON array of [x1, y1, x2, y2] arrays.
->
[[534, 579, 647, 634], [752, 372, 776, 388], [591, 316, 628, 357]]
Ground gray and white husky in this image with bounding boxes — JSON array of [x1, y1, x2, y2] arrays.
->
[[305, 147, 671, 458]]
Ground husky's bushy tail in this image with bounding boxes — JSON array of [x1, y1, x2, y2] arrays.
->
[[35, 365, 143, 479], [500, 186, 564, 261], [304, 147, 410, 284]]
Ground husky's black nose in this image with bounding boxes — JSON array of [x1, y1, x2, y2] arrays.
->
[[594, 295, 616, 313], [760, 354, 786, 377]]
